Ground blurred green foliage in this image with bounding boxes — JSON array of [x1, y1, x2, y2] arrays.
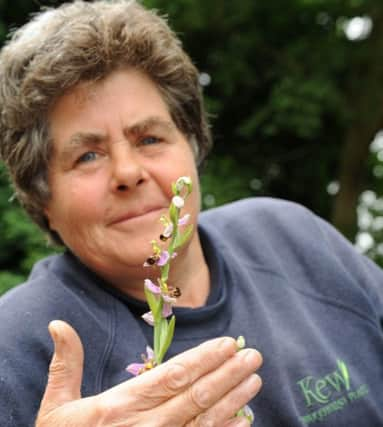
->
[[1, 0, 383, 295], [0, 164, 55, 290]]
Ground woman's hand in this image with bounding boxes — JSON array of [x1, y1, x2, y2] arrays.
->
[[36, 320, 262, 427]]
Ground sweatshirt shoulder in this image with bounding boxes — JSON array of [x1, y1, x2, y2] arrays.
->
[[200, 198, 383, 325], [0, 252, 116, 334], [0, 256, 61, 312], [200, 197, 308, 217], [199, 197, 314, 234], [198, 197, 320, 278], [0, 255, 76, 355]]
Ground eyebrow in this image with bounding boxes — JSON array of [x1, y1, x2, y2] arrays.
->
[[56, 116, 177, 160], [126, 116, 176, 138]]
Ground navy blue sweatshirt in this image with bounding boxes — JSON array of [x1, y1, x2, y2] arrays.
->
[[0, 198, 382, 426]]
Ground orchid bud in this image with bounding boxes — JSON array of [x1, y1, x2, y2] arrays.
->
[[236, 335, 246, 350], [172, 195, 184, 208]]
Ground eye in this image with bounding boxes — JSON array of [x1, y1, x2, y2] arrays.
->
[[140, 136, 162, 146], [77, 151, 98, 164]]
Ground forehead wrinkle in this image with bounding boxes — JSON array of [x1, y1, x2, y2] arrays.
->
[[68, 131, 106, 148]]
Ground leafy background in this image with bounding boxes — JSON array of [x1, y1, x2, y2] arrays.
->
[[1, 0, 383, 294]]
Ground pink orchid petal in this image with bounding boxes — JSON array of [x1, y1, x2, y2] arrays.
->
[[163, 223, 174, 238], [142, 311, 155, 326], [126, 362, 144, 376], [157, 251, 170, 266], [162, 302, 173, 318], [146, 346, 155, 360], [144, 279, 161, 294], [178, 214, 190, 226], [162, 294, 177, 305]]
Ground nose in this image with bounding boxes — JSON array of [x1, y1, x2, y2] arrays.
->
[[109, 142, 146, 193]]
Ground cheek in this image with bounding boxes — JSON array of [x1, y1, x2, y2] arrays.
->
[[188, 181, 201, 217], [50, 180, 106, 228], [168, 150, 199, 186]]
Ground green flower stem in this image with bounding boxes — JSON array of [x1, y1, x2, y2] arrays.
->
[[153, 205, 181, 364], [161, 211, 178, 283], [153, 299, 163, 359]]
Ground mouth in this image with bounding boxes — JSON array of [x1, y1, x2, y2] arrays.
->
[[108, 206, 166, 226]]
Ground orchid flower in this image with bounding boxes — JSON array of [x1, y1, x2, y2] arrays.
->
[[126, 346, 156, 376], [141, 279, 177, 325]]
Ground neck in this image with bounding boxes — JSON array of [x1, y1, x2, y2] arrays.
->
[[169, 235, 210, 307], [105, 231, 210, 308]]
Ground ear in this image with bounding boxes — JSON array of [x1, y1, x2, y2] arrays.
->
[[43, 206, 50, 222], [43, 206, 55, 231], [189, 135, 199, 160]]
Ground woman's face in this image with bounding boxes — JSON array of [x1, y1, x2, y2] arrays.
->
[[45, 68, 201, 284]]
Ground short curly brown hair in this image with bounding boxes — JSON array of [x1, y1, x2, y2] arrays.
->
[[0, 0, 212, 245]]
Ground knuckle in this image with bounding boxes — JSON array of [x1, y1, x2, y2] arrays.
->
[[155, 414, 183, 427], [163, 363, 190, 392], [92, 393, 115, 424], [189, 384, 213, 410], [94, 394, 140, 427], [35, 412, 55, 427], [192, 411, 216, 427], [48, 358, 68, 376]]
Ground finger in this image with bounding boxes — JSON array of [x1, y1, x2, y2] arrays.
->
[[102, 337, 238, 413], [39, 320, 84, 413], [162, 348, 262, 425], [189, 374, 262, 427], [223, 416, 252, 427]]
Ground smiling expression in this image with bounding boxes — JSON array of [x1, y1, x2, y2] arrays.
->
[[45, 68, 201, 289]]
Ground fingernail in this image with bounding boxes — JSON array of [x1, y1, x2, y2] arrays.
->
[[236, 418, 251, 427], [48, 320, 60, 344], [240, 349, 259, 364], [218, 337, 236, 353], [246, 373, 262, 390], [48, 320, 66, 358]]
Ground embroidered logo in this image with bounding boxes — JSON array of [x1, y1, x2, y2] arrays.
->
[[297, 360, 369, 425]]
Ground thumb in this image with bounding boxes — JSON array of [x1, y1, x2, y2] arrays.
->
[[40, 320, 84, 412]]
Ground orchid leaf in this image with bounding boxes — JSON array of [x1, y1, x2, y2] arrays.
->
[[154, 314, 167, 360], [157, 318, 169, 363], [154, 320, 160, 357], [158, 315, 176, 364], [144, 285, 159, 315], [174, 224, 194, 249], [160, 316, 168, 343]]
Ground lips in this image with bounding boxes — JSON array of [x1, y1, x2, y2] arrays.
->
[[108, 205, 166, 226]]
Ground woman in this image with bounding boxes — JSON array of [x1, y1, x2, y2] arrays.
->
[[0, 1, 261, 426], [0, 1, 382, 426]]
